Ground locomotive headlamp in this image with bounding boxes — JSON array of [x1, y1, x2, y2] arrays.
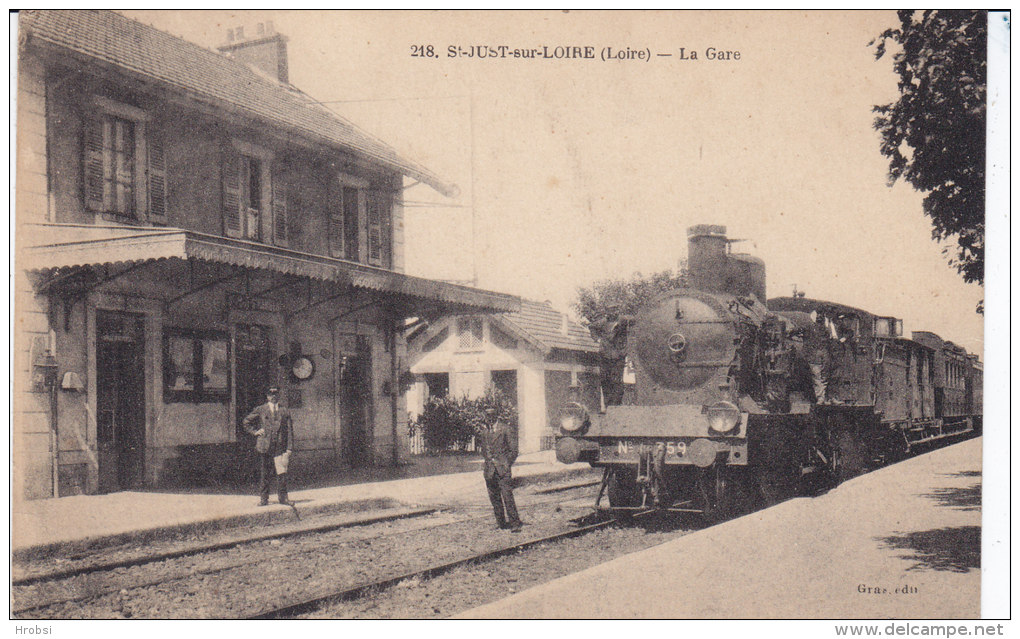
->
[[559, 402, 590, 434], [705, 401, 741, 435]]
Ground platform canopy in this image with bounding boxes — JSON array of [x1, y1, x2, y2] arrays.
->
[[22, 224, 519, 317]]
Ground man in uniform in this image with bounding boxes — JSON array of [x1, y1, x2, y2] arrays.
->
[[243, 387, 294, 506], [807, 313, 834, 404], [478, 408, 523, 532]]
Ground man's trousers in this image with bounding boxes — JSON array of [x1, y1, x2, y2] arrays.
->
[[485, 470, 520, 527], [259, 453, 289, 504]]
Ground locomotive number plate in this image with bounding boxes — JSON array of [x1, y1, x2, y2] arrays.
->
[[615, 440, 687, 458]]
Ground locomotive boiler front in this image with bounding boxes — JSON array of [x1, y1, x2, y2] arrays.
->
[[631, 223, 769, 406], [629, 290, 740, 406], [555, 224, 767, 474]]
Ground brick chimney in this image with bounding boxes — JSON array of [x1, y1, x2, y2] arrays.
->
[[218, 22, 289, 84]]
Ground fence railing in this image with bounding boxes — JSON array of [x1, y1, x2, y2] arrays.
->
[[408, 428, 425, 455], [407, 426, 476, 455], [409, 428, 556, 455]]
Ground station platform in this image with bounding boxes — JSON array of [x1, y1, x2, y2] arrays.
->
[[11, 450, 593, 559], [459, 437, 983, 619]]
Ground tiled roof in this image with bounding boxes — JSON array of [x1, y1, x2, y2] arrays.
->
[[19, 10, 456, 196], [501, 299, 599, 353]]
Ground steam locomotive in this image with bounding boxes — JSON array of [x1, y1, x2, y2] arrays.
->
[[556, 225, 982, 518]]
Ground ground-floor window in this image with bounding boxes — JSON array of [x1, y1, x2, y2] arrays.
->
[[544, 370, 573, 431], [491, 369, 518, 405], [423, 372, 449, 398], [163, 328, 230, 402]]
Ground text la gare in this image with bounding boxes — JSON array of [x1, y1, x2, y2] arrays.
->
[[679, 47, 741, 60]]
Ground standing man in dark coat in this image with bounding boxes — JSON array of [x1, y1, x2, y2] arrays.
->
[[243, 387, 294, 506], [807, 313, 835, 405], [478, 409, 523, 532]]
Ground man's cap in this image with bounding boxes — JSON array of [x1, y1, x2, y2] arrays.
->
[[267, 386, 280, 394]]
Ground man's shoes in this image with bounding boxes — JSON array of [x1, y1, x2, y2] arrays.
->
[[508, 521, 523, 533], [258, 500, 269, 507], [279, 499, 295, 507], [497, 521, 509, 530]]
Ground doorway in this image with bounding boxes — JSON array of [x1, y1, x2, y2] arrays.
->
[[235, 324, 274, 479], [491, 369, 518, 408], [96, 311, 146, 493], [337, 332, 372, 466]]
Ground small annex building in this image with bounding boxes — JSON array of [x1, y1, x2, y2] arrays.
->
[[405, 299, 602, 454]]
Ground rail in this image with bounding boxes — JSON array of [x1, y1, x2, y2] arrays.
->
[[249, 514, 626, 619]]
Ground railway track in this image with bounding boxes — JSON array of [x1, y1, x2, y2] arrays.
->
[[249, 512, 627, 619], [11, 507, 437, 588], [18, 438, 975, 620], [13, 479, 601, 590], [12, 482, 611, 618]]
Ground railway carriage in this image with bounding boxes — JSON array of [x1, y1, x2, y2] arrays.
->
[[556, 224, 981, 518]]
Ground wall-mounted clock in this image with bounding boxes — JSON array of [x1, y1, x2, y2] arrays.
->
[[291, 356, 315, 381]]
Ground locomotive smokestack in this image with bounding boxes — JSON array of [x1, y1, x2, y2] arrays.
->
[[686, 224, 767, 303], [687, 224, 730, 294]]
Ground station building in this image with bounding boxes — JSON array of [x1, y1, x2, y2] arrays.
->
[[14, 10, 518, 499]]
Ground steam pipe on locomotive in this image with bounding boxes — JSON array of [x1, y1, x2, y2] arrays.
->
[[556, 224, 980, 520]]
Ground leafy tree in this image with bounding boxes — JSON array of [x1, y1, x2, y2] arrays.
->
[[573, 270, 687, 404], [872, 10, 987, 296]]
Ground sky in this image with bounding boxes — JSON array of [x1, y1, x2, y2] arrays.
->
[[121, 10, 987, 356]]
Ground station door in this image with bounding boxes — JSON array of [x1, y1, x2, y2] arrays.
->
[[96, 311, 146, 493]]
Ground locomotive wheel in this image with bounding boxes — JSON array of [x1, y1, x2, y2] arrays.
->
[[830, 429, 868, 484], [757, 465, 799, 505], [753, 423, 802, 505], [700, 466, 754, 523], [700, 467, 729, 523], [607, 469, 641, 516], [873, 428, 910, 467]]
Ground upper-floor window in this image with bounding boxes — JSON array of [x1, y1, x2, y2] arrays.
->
[[329, 174, 392, 267], [84, 97, 166, 224], [330, 177, 365, 261], [367, 191, 388, 267], [457, 317, 484, 350], [222, 141, 288, 246]]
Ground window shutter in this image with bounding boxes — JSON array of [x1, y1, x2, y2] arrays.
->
[[222, 151, 242, 238], [243, 158, 260, 241], [147, 131, 167, 225], [272, 171, 288, 247], [329, 188, 344, 258], [343, 186, 360, 262], [367, 191, 382, 265], [84, 116, 107, 211], [380, 191, 393, 268]]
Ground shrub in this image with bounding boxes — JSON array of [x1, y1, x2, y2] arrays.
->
[[410, 389, 518, 455], [411, 395, 474, 453]]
